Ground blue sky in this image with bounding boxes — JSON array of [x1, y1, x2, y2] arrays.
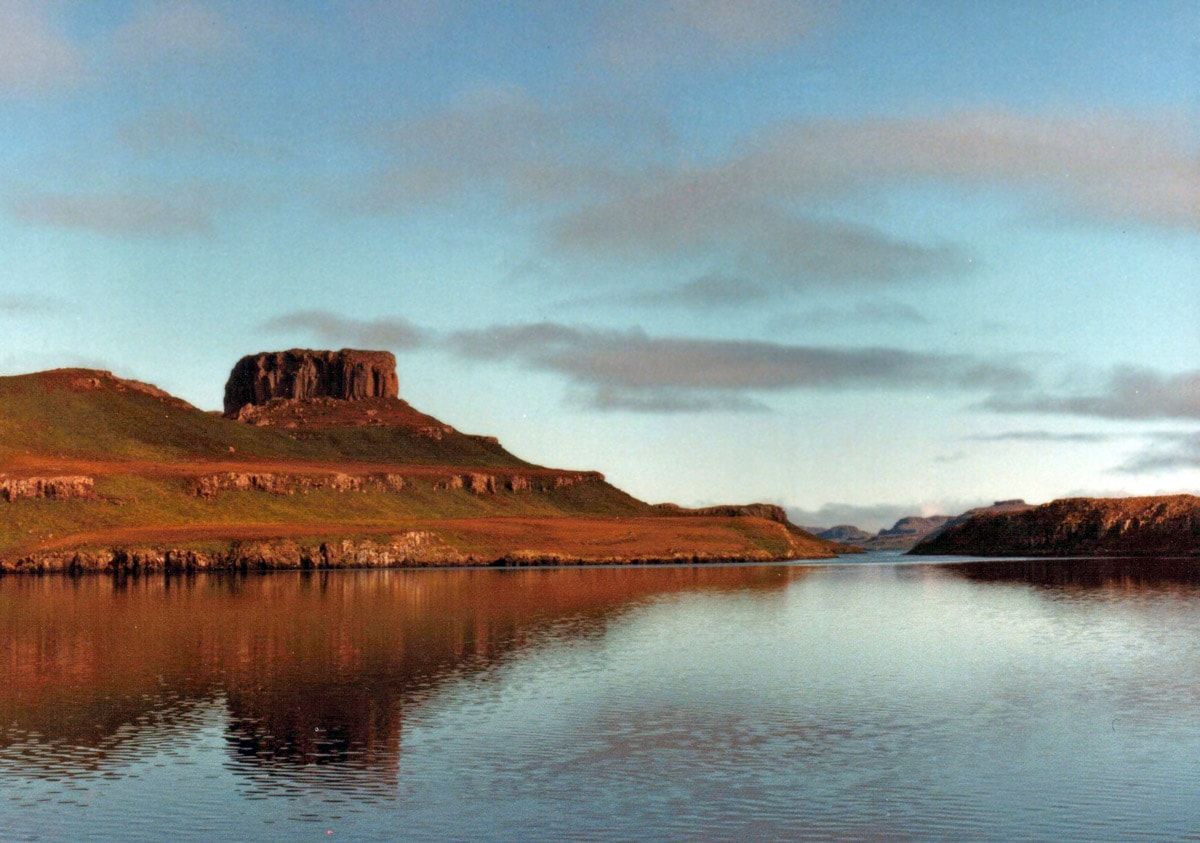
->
[[1, 0, 1196, 529]]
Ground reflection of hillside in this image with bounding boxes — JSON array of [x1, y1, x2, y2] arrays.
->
[[946, 557, 1200, 590], [0, 565, 810, 784]]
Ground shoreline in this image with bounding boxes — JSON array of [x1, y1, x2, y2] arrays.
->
[[0, 535, 835, 575]]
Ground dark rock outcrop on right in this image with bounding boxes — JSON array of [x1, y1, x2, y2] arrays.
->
[[910, 494, 1200, 557], [224, 349, 399, 417]]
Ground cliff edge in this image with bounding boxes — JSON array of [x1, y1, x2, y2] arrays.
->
[[910, 494, 1200, 557], [224, 349, 399, 417]]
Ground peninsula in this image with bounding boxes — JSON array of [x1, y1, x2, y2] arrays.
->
[[910, 494, 1200, 557], [0, 350, 841, 573]]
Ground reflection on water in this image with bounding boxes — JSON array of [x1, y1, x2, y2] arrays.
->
[[946, 555, 1200, 589], [1, 567, 800, 783], [2, 560, 1199, 841]]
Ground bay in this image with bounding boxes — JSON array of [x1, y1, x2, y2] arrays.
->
[[2, 558, 1198, 841]]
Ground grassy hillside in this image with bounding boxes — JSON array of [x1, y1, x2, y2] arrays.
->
[[0, 369, 531, 468], [0, 368, 838, 566]]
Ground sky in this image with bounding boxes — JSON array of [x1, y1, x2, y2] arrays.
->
[[1, 0, 1197, 530]]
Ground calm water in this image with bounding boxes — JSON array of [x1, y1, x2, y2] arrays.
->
[[2, 558, 1199, 841]]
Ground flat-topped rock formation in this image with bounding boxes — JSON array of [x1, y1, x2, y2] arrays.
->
[[223, 349, 399, 417]]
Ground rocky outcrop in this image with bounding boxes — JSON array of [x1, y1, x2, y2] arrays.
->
[[432, 471, 604, 494], [0, 475, 94, 502], [0, 530, 820, 574], [194, 472, 408, 498], [194, 470, 603, 498], [223, 349, 399, 417], [0, 533, 464, 574], [910, 495, 1200, 557]]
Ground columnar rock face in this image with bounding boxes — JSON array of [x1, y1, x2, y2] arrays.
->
[[223, 349, 399, 417]]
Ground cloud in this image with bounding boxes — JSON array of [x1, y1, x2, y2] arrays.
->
[[11, 191, 215, 238], [792, 300, 930, 326], [0, 293, 66, 316], [745, 110, 1200, 228], [1119, 431, 1200, 473], [597, 0, 830, 73], [550, 183, 970, 287], [260, 311, 428, 350], [985, 367, 1200, 421], [110, 1, 244, 64], [0, 1, 83, 94], [360, 83, 665, 209], [627, 275, 773, 308], [971, 430, 1116, 443], [447, 321, 1032, 412]]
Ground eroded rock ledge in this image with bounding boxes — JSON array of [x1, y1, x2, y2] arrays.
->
[[0, 536, 803, 575], [192, 470, 604, 498], [0, 476, 94, 502]]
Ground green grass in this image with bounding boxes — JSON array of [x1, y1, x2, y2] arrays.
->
[[0, 371, 533, 467], [0, 370, 826, 561]]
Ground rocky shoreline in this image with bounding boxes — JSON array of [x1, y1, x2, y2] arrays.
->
[[0, 533, 813, 575]]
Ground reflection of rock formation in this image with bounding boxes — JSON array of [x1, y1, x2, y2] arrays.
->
[[0, 565, 810, 784], [946, 557, 1200, 589], [224, 683, 404, 797]]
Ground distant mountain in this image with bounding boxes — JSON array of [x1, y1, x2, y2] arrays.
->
[[910, 495, 1200, 556], [863, 515, 954, 550], [811, 501, 1035, 551], [815, 525, 873, 543]]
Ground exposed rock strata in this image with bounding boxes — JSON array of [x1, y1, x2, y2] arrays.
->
[[0, 475, 94, 502], [223, 349, 399, 417], [0, 533, 459, 574], [194, 470, 603, 498], [0, 534, 817, 574], [911, 495, 1200, 557], [433, 471, 603, 494], [194, 472, 408, 498]]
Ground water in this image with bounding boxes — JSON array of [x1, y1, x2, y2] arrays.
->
[[2, 559, 1199, 841]]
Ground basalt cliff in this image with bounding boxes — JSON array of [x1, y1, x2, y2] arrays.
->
[[224, 348, 399, 416], [0, 350, 840, 573], [910, 495, 1200, 557]]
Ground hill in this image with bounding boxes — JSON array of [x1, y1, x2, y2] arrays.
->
[[0, 352, 840, 572], [910, 495, 1200, 556]]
